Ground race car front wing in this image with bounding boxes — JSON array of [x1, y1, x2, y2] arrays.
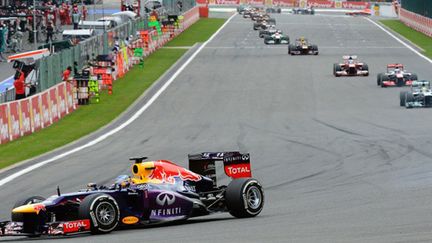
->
[[0, 219, 91, 237]]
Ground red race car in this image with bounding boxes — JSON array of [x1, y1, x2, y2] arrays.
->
[[333, 55, 369, 77], [377, 64, 418, 87]]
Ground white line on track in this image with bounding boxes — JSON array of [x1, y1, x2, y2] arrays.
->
[[0, 13, 237, 187], [365, 18, 432, 64]]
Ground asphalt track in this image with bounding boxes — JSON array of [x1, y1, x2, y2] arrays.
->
[[1, 13, 432, 243]]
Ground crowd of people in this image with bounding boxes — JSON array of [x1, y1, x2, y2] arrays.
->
[[0, 1, 88, 58]]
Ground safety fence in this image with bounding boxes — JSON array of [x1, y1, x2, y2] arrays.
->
[[0, 6, 200, 144], [399, 8, 432, 37], [196, 0, 370, 8], [0, 82, 75, 144]]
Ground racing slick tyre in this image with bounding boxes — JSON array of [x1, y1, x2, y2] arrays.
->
[[225, 178, 264, 218], [411, 74, 418, 81], [380, 75, 389, 88], [11, 196, 46, 236], [333, 63, 341, 76], [405, 93, 415, 108], [288, 44, 294, 55], [377, 73, 383, 86], [79, 193, 120, 234], [362, 64, 369, 76], [312, 45, 318, 55], [400, 91, 407, 106]]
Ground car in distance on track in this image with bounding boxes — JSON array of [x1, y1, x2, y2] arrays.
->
[[292, 7, 315, 15], [259, 25, 278, 38], [0, 152, 264, 237], [377, 64, 418, 87], [400, 80, 432, 108], [253, 20, 275, 31], [288, 37, 318, 55], [264, 31, 289, 45], [346, 9, 372, 16], [333, 55, 369, 77], [266, 7, 281, 13]]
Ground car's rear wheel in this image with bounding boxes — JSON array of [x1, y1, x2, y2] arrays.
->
[[225, 178, 264, 218], [411, 74, 418, 80], [78, 193, 120, 234]]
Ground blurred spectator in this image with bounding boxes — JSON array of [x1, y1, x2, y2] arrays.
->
[[14, 70, 26, 100], [177, 1, 183, 12], [46, 21, 54, 43], [63, 66, 72, 81], [71, 6, 81, 30], [0, 25, 6, 62]]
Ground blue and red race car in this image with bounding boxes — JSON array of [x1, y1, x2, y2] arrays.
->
[[0, 152, 264, 237]]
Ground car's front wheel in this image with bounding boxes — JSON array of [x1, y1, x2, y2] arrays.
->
[[225, 178, 264, 218], [78, 193, 120, 234]]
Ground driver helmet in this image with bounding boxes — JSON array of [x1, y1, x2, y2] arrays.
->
[[348, 57, 354, 63], [394, 67, 400, 73]]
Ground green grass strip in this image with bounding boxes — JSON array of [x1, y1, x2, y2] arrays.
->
[[165, 18, 226, 47], [380, 19, 432, 59], [0, 18, 226, 170]]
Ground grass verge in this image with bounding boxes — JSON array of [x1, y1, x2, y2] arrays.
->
[[165, 18, 226, 47], [0, 18, 226, 170], [380, 19, 432, 59]]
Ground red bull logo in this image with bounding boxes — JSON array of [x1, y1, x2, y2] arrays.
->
[[149, 160, 202, 184]]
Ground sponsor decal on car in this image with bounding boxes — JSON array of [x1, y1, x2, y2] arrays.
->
[[122, 216, 139, 225], [224, 164, 252, 178], [149, 161, 202, 184], [63, 219, 90, 233], [150, 207, 182, 216], [156, 192, 175, 206]]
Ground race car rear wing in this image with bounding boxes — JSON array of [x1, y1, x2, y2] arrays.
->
[[188, 152, 252, 186], [343, 55, 357, 60], [387, 63, 404, 69]]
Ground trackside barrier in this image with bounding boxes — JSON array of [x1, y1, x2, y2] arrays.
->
[[0, 82, 75, 144], [399, 8, 432, 37], [0, 6, 200, 145], [196, 0, 369, 8]]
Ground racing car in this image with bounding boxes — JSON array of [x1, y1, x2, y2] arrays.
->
[[264, 31, 289, 45], [266, 7, 281, 13], [0, 152, 264, 237], [259, 25, 277, 38], [333, 55, 369, 77], [377, 64, 418, 87], [253, 20, 274, 31], [237, 5, 251, 14], [292, 7, 315, 15], [400, 80, 432, 108], [288, 37, 318, 55]]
